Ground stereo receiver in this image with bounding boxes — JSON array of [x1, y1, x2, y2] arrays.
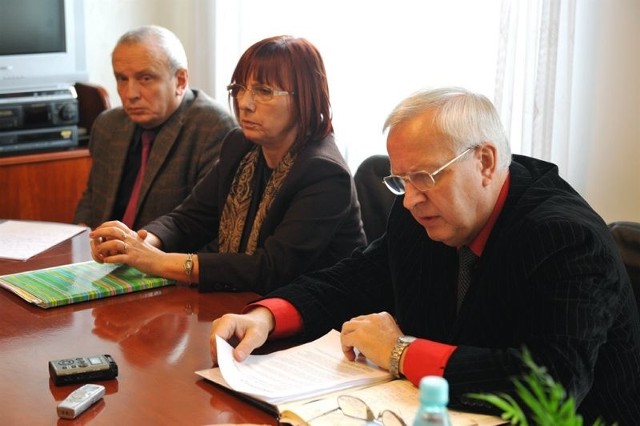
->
[[0, 86, 78, 131]]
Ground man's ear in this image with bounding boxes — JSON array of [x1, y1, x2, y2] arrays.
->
[[175, 68, 188, 96], [479, 143, 498, 185]]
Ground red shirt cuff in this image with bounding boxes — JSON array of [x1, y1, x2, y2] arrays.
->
[[403, 339, 457, 386], [242, 298, 302, 339]]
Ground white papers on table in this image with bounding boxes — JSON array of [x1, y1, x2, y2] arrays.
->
[[0, 220, 87, 261], [208, 329, 391, 405], [197, 330, 504, 426]]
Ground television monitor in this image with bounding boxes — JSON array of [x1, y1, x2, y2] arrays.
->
[[0, 0, 88, 93]]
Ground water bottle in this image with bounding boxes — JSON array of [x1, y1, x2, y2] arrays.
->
[[413, 376, 452, 426]]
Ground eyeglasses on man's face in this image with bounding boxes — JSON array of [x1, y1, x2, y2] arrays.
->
[[383, 146, 476, 195], [337, 395, 406, 426], [226, 83, 295, 103]]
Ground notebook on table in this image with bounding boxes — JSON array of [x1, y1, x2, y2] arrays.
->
[[0, 261, 174, 309]]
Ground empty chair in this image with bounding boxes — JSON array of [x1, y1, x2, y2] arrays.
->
[[609, 221, 640, 310], [74, 81, 112, 137], [354, 155, 396, 243]]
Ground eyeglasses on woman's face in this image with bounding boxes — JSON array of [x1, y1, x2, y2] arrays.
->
[[337, 395, 406, 426], [383, 146, 476, 195], [226, 83, 295, 103]]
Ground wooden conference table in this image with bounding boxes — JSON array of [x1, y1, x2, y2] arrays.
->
[[0, 230, 277, 425]]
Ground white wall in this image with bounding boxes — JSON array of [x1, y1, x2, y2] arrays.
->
[[83, 0, 639, 223], [83, 0, 193, 107]]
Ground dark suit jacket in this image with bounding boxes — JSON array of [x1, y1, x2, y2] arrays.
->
[[268, 154, 640, 425], [73, 89, 236, 229], [144, 129, 367, 294]]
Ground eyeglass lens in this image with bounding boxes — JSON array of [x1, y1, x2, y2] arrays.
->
[[383, 146, 475, 195], [228, 84, 271, 101], [337, 395, 406, 426], [382, 176, 405, 195], [385, 172, 434, 193]]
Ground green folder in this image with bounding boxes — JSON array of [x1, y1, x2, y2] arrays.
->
[[0, 261, 174, 308]]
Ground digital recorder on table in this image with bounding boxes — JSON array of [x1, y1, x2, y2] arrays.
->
[[48, 354, 118, 386]]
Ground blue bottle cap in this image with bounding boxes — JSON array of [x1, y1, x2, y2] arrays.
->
[[419, 376, 449, 405]]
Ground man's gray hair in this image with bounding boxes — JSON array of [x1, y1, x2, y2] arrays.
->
[[383, 87, 512, 169], [114, 25, 188, 73]]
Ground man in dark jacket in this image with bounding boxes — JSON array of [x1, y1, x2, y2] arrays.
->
[[210, 87, 640, 425], [74, 25, 235, 229]]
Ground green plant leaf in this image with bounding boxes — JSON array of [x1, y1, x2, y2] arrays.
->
[[465, 347, 612, 426], [466, 392, 528, 425]]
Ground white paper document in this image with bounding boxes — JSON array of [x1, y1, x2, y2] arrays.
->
[[197, 330, 504, 426], [201, 329, 392, 405], [0, 220, 87, 261]]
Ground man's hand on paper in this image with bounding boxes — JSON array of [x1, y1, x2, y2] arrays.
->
[[340, 311, 402, 371], [210, 307, 275, 365]]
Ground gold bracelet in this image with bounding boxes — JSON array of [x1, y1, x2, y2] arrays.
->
[[184, 253, 194, 285]]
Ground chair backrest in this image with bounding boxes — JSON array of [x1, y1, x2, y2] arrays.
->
[[609, 221, 640, 309], [354, 155, 396, 244], [74, 82, 112, 136]]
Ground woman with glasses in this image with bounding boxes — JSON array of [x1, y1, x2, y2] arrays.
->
[[89, 35, 365, 294]]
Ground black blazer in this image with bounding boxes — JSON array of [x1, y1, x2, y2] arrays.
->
[[145, 129, 366, 294], [269, 155, 640, 425]]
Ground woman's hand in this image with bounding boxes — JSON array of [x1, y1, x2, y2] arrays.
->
[[89, 221, 164, 276]]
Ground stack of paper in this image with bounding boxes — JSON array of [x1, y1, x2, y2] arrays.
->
[[197, 330, 504, 425]]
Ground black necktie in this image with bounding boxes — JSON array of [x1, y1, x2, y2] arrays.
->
[[457, 246, 477, 312]]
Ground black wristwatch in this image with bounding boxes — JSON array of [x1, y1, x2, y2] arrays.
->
[[389, 335, 416, 378]]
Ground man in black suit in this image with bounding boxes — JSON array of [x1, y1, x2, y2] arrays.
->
[[210, 87, 640, 424]]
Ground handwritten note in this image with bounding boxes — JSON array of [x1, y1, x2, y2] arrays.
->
[[0, 220, 86, 261]]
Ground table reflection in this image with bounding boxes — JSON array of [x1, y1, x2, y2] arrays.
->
[[0, 229, 277, 425], [91, 290, 195, 365]]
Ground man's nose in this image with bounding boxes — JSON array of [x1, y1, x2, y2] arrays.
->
[[124, 80, 141, 100], [402, 181, 427, 210]]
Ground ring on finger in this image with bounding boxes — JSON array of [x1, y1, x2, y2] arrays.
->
[[123, 242, 128, 254]]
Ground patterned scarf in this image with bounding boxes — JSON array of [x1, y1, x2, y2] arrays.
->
[[218, 145, 296, 254]]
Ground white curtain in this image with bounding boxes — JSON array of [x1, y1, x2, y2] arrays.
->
[[185, 0, 218, 98], [494, 0, 576, 176]]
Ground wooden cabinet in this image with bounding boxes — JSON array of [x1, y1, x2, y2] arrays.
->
[[0, 82, 109, 224], [0, 148, 91, 223]]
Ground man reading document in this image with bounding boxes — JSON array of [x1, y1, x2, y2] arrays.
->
[[210, 87, 640, 424]]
